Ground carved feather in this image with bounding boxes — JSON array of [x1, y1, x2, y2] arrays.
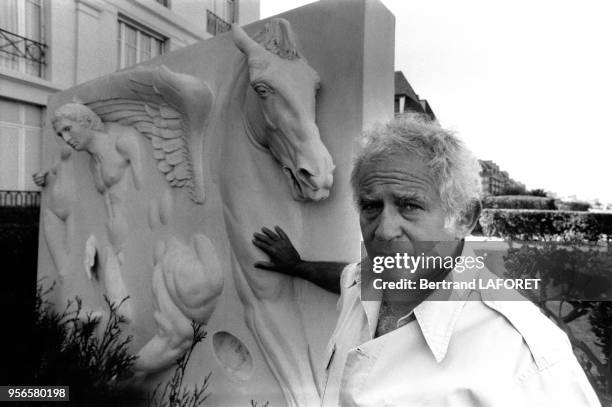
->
[[83, 66, 213, 203]]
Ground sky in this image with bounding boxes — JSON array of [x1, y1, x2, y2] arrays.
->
[[260, 0, 612, 203]]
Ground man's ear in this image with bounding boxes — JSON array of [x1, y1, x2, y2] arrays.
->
[[457, 199, 482, 236]]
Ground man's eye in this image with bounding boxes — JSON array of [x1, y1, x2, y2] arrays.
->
[[360, 202, 381, 216], [399, 201, 422, 212]]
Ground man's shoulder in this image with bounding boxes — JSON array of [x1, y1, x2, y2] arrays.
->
[[464, 296, 573, 371], [463, 298, 601, 405]]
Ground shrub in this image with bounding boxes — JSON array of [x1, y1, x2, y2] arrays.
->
[[14, 284, 145, 405], [499, 185, 527, 195], [1, 215, 40, 383], [557, 201, 592, 212], [482, 195, 556, 210], [479, 209, 612, 242], [503, 243, 612, 398], [149, 322, 211, 407], [480, 208, 612, 402], [0, 205, 40, 224], [528, 188, 548, 197]]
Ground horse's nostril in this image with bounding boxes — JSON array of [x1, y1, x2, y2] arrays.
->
[[298, 168, 313, 179]]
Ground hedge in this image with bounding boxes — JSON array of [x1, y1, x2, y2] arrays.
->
[[557, 201, 592, 212], [482, 195, 556, 210], [481, 208, 612, 400], [0, 205, 40, 224], [1, 215, 40, 383], [478, 209, 612, 242]]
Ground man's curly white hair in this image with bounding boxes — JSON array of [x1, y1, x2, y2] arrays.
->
[[350, 114, 482, 231]]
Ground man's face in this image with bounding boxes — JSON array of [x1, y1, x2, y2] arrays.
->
[[54, 118, 90, 151], [357, 152, 457, 258]]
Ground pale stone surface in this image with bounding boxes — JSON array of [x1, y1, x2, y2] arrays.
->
[[37, 1, 394, 405], [33, 145, 76, 278], [134, 233, 223, 375]]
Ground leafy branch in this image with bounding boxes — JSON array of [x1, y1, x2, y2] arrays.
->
[[149, 321, 211, 407]]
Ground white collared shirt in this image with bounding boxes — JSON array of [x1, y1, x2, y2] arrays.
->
[[319, 256, 601, 406]]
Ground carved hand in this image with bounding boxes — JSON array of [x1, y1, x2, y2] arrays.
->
[[253, 226, 302, 275], [32, 171, 48, 187]]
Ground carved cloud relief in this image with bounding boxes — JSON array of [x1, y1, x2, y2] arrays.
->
[[134, 234, 224, 375]]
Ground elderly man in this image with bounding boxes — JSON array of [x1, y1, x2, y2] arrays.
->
[[252, 117, 600, 406]]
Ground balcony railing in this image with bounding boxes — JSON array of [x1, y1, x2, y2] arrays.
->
[[0, 190, 41, 208], [0, 28, 47, 77], [206, 10, 231, 36]]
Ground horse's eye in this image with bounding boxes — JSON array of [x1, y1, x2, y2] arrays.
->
[[253, 83, 273, 99]]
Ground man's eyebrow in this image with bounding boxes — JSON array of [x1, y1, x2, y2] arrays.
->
[[357, 193, 379, 204], [394, 191, 428, 202]]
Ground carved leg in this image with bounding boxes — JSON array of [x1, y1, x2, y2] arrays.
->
[[105, 193, 129, 260], [101, 247, 133, 321], [42, 208, 70, 277]]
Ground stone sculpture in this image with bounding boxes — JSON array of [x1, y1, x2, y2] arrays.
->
[[232, 20, 334, 202], [134, 234, 223, 374], [33, 145, 75, 278], [51, 102, 143, 318], [52, 102, 143, 259], [86, 65, 212, 205], [50, 66, 214, 316], [38, 2, 394, 404], [216, 20, 335, 406]]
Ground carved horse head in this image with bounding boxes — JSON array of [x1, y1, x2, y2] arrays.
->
[[233, 19, 334, 202]]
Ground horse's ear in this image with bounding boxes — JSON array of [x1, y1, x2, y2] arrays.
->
[[267, 18, 301, 60], [232, 24, 263, 57]]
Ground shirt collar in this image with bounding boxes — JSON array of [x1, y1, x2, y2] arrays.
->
[[355, 242, 482, 363], [414, 242, 485, 362]]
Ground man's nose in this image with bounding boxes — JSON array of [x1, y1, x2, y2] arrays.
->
[[373, 206, 403, 241]]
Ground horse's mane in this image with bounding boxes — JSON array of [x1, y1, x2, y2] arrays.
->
[[254, 18, 302, 61]]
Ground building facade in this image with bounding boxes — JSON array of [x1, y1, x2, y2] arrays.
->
[[394, 71, 435, 120], [0, 0, 259, 196], [392, 72, 529, 197], [479, 159, 526, 196]]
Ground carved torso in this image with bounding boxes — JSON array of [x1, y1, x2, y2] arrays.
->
[[88, 124, 133, 193], [46, 157, 74, 220]]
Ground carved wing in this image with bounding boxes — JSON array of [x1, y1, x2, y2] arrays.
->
[[81, 65, 213, 204]]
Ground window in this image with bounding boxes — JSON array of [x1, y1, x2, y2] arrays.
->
[[0, 98, 43, 191], [206, 0, 237, 36], [117, 19, 165, 69], [225, 0, 236, 24], [0, 0, 46, 77]]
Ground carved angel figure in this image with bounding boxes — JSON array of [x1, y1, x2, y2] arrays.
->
[[83, 65, 213, 205], [52, 65, 212, 254], [52, 103, 141, 257]]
